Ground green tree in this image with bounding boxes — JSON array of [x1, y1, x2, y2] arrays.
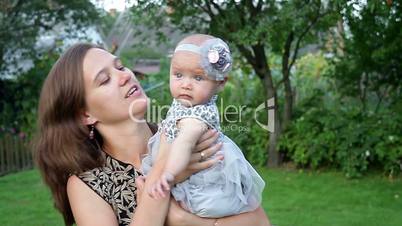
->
[[0, 54, 58, 136], [328, 0, 402, 111], [279, 0, 402, 177], [0, 0, 99, 73], [131, 0, 337, 166], [0, 0, 100, 136]]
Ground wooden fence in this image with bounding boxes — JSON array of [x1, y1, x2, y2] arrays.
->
[[0, 134, 33, 176]]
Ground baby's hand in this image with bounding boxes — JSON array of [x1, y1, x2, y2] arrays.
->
[[148, 172, 174, 199]]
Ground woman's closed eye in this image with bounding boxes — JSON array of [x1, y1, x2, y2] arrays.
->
[[115, 58, 125, 71], [116, 64, 125, 71], [99, 75, 110, 85]]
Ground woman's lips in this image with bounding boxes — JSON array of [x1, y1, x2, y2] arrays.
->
[[125, 84, 141, 98]]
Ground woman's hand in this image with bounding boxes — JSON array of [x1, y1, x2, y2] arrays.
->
[[136, 161, 190, 225], [174, 129, 223, 184], [165, 199, 216, 226], [135, 175, 146, 206], [165, 201, 271, 226]]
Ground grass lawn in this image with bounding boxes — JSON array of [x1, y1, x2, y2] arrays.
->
[[260, 168, 402, 226], [0, 168, 401, 226]]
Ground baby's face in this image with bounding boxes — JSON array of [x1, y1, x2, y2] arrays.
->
[[170, 51, 221, 107]]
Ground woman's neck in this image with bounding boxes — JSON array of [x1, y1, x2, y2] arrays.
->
[[97, 120, 152, 168]]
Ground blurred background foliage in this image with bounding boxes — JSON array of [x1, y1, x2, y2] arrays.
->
[[0, 0, 401, 178]]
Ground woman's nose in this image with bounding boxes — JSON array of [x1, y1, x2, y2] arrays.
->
[[118, 70, 132, 86]]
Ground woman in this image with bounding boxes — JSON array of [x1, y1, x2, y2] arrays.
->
[[35, 43, 271, 226]]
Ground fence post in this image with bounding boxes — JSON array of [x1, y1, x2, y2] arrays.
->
[[0, 134, 33, 176], [0, 137, 5, 175], [25, 140, 32, 169], [6, 134, 12, 173], [18, 136, 22, 170], [22, 140, 27, 169]]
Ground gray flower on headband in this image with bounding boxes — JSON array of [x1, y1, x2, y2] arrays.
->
[[199, 38, 232, 81]]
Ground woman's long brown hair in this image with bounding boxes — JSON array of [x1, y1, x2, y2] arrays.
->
[[35, 43, 105, 225]]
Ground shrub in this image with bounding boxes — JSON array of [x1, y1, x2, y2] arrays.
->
[[279, 90, 402, 178]]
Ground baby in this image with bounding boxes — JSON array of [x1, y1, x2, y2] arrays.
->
[[141, 34, 265, 218]]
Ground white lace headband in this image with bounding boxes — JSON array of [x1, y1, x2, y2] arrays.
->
[[174, 43, 202, 54], [174, 38, 232, 81]]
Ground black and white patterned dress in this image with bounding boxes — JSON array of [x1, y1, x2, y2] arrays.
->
[[142, 96, 265, 218], [160, 95, 222, 142], [77, 152, 142, 226]]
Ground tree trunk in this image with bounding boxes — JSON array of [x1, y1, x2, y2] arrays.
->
[[282, 69, 293, 131], [282, 32, 294, 131], [236, 43, 281, 167], [261, 70, 281, 168]]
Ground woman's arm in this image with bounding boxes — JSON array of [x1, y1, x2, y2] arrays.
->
[[211, 207, 270, 226], [67, 133, 172, 226], [166, 200, 271, 226], [133, 126, 225, 224], [130, 133, 172, 226]]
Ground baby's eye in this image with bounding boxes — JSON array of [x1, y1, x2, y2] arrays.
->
[[194, 75, 203, 81], [175, 73, 183, 78]]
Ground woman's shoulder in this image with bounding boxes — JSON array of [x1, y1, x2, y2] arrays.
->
[[76, 155, 139, 191], [66, 174, 107, 207], [74, 164, 113, 204], [76, 153, 142, 201], [72, 154, 142, 225], [66, 175, 119, 225], [67, 174, 84, 191]]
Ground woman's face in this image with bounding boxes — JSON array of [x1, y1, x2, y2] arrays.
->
[[82, 48, 148, 125]]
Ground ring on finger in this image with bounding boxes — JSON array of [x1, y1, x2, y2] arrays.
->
[[199, 151, 206, 162]]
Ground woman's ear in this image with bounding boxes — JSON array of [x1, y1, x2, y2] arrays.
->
[[81, 111, 98, 125], [217, 77, 228, 92]]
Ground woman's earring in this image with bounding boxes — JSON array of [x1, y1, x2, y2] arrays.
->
[[89, 124, 95, 139]]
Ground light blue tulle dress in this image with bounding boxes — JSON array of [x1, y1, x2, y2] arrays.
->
[[141, 96, 265, 217]]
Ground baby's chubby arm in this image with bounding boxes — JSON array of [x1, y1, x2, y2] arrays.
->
[[148, 118, 208, 198], [166, 118, 209, 177]]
